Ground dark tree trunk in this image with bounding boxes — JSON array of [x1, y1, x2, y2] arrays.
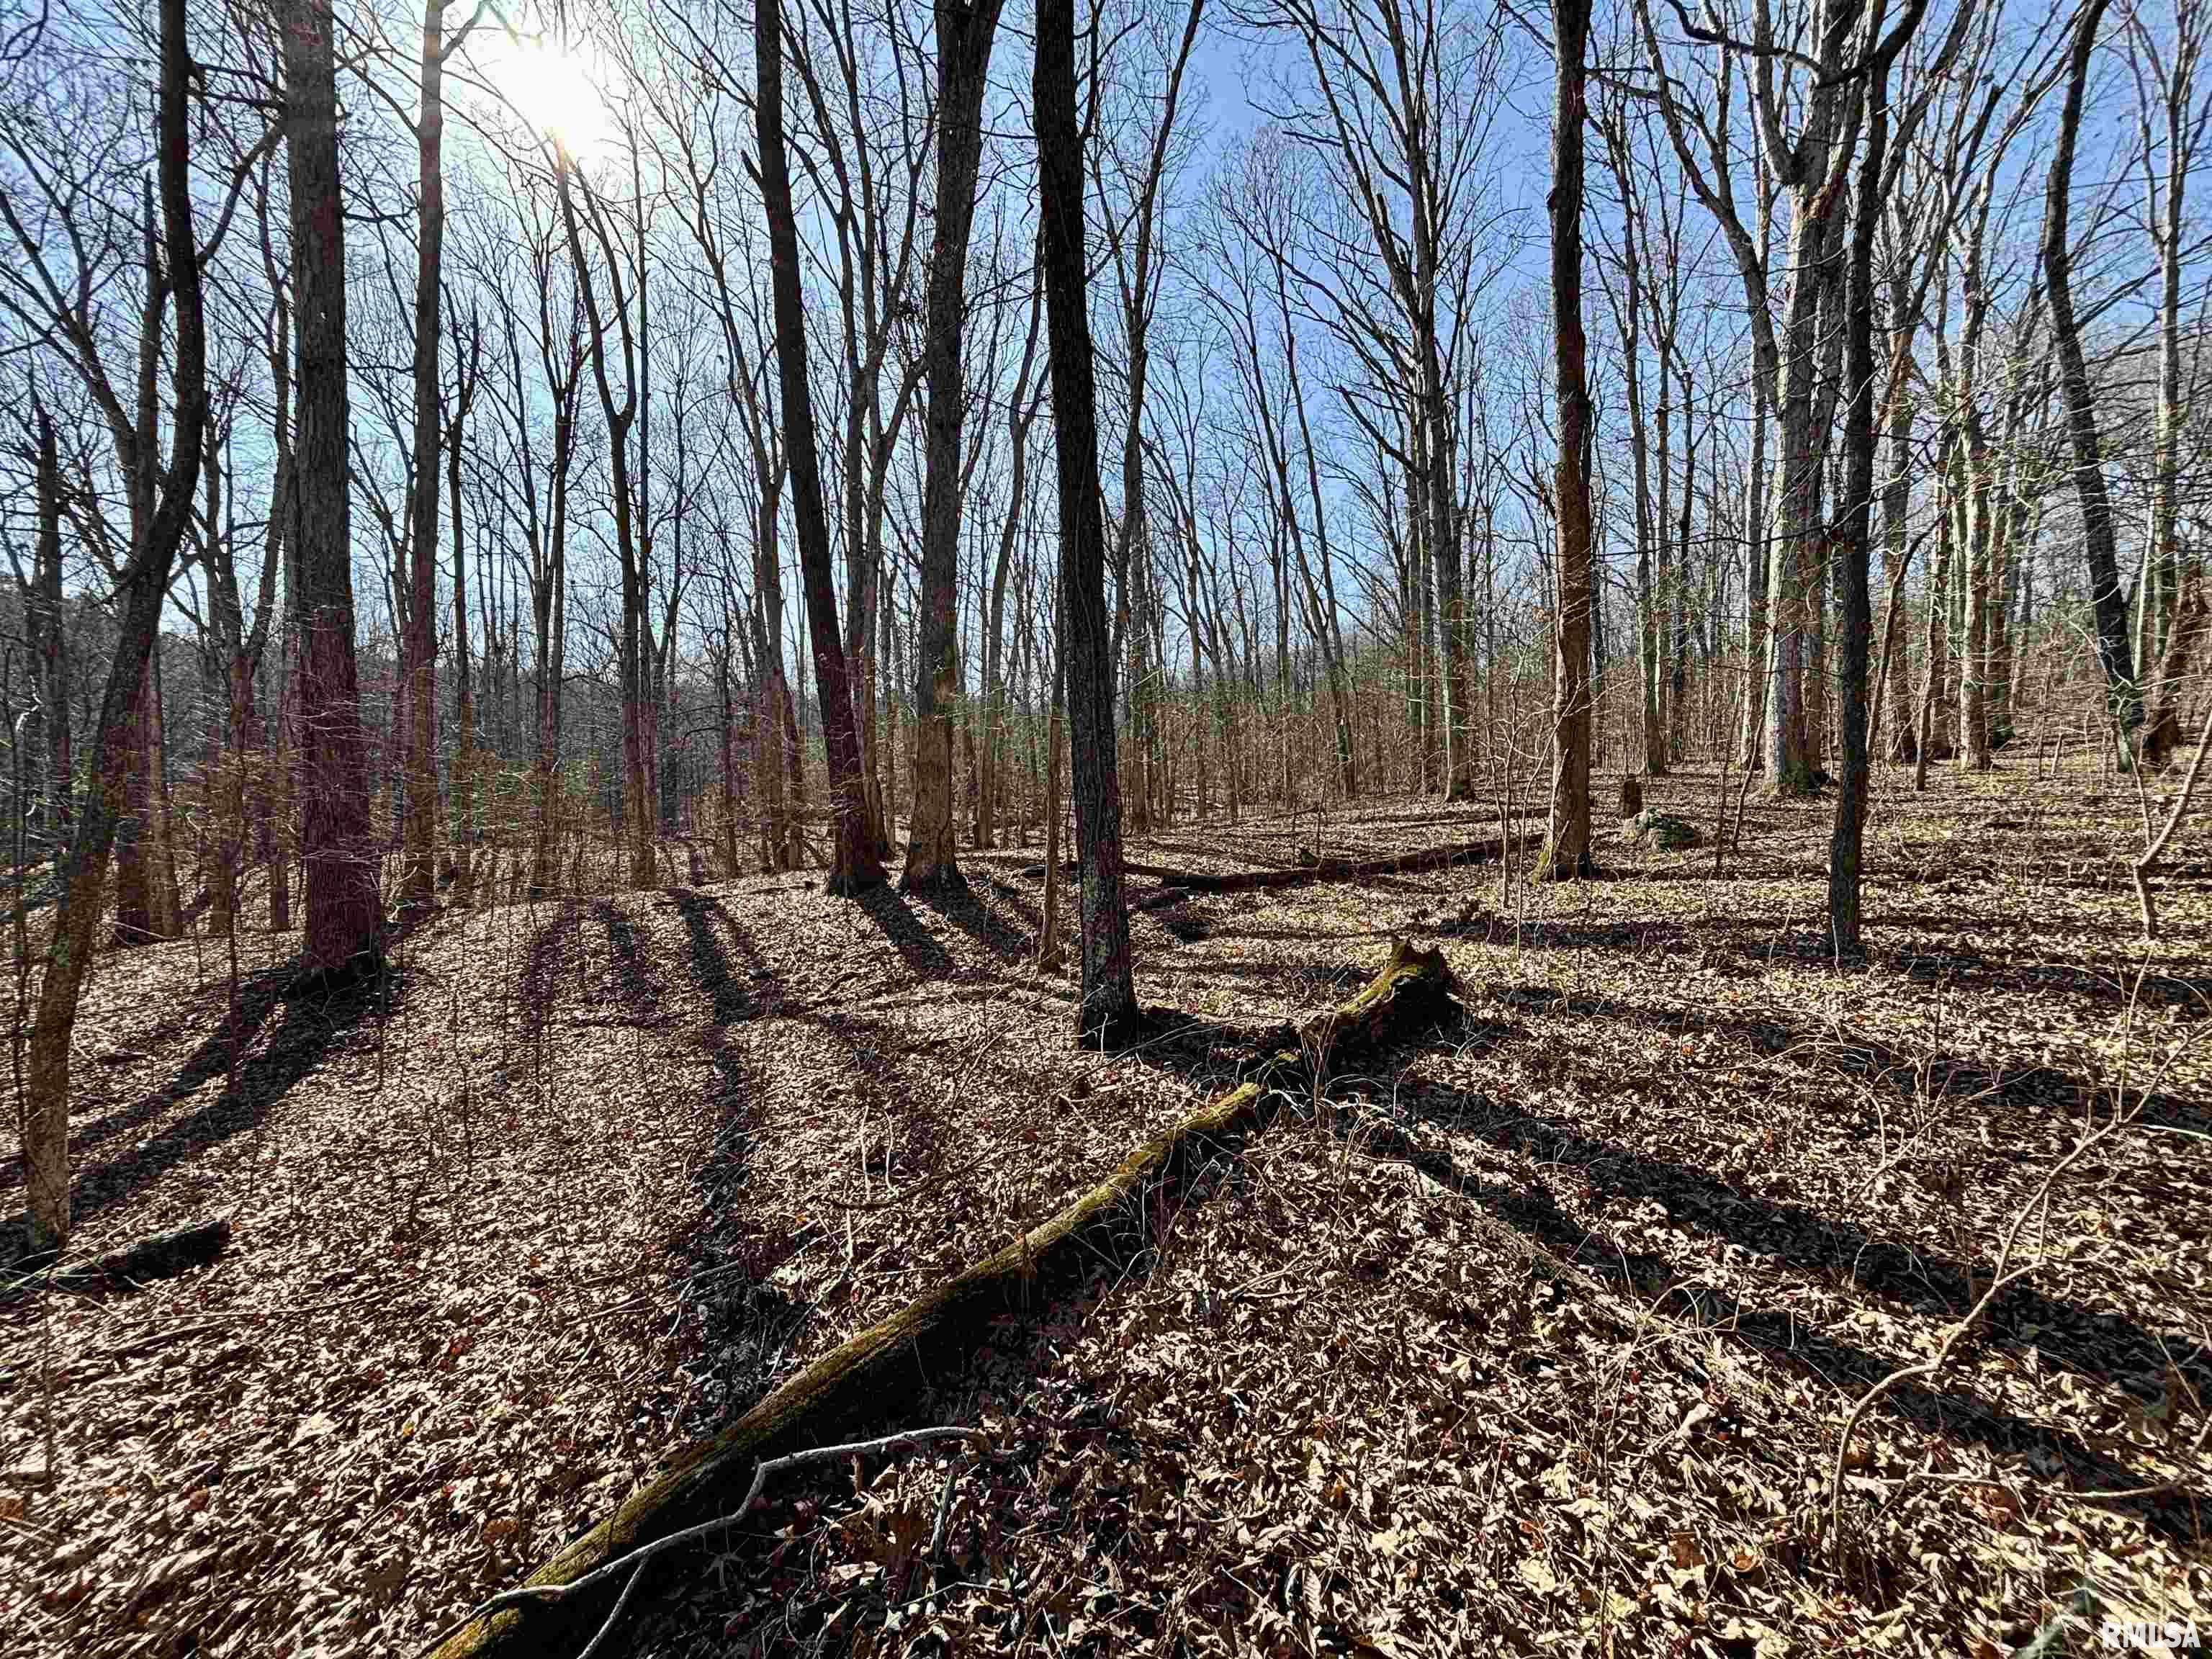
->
[[1537, 0, 1596, 882], [902, 0, 1004, 896], [756, 0, 883, 895], [287, 0, 384, 980], [1831, 2, 1913, 959], [1035, 0, 1137, 1040], [2043, 0, 2137, 734], [398, 0, 449, 916]]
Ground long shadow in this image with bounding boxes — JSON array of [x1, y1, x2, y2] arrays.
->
[[665, 887, 940, 1177], [1399, 1069, 2211, 1412], [655, 888, 804, 1444], [853, 885, 958, 979], [1491, 981, 2208, 1137], [518, 899, 586, 1041], [1889, 939, 2212, 1017], [31, 966, 387, 1231], [982, 874, 1042, 934], [913, 884, 1028, 964], [666, 888, 775, 1031], [590, 899, 668, 1019], [1345, 1097, 2199, 1543], [51, 971, 288, 1170]]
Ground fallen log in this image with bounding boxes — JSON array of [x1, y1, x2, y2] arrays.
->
[[1126, 835, 1506, 894], [3, 1217, 231, 1298], [424, 939, 1459, 1659]]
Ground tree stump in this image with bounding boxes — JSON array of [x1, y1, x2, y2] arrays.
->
[[1618, 809, 1699, 850], [1618, 775, 1643, 818]]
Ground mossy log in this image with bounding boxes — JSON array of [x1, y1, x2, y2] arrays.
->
[[426, 939, 1458, 1659], [1125, 836, 1505, 895], [4, 1216, 230, 1296]]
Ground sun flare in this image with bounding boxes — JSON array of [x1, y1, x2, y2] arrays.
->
[[495, 37, 613, 157]]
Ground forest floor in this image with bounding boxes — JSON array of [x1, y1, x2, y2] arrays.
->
[[2, 758, 2209, 1659]]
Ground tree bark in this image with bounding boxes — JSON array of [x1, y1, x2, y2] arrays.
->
[[902, 0, 1004, 896], [1537, 0, 1596, 882], [1035, 0, 1136, 1040], [287, 0, 384, 981], [757, 0, 884, 896], [2044, 0, 2138, 734]]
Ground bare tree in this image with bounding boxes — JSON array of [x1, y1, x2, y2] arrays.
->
[[395, 0, 493, 914], [757, 0, 884, 894], [17, 0, 211, 1252], [2129, 0, 2212, 766], [1537, 0, 1596, 881], [902, 0, 1005, 895], [1832, 0, 1932, 957], [2044, 0, 2139, 737], [1036, 0, 1137, 1040], [286, 0, 383, 980]]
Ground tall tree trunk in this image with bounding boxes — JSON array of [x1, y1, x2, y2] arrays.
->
[[1880, 345, 1917, 762], [1832, 1, 1910, 958], [23, 0, 208, 1253], [1035, 0, 1136, 1039], [902, 0, 1003, 895], [1740, 369, 1770, 772], [2044, 0, 2137, 735], [757, 0, 884, 895], [287, 0, 383, 979], [28, 404, 72, 851], [398, 0, 449, 916], [448, 345, 475, 907], [1538, 0, 1595, 881], [1763, 0, 1863, 797]]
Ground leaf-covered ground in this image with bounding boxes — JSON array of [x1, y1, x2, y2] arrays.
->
[[2, 761, 2208, 1658]]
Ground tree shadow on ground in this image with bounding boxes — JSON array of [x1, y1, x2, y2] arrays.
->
[[1488, 981, 2208, 1137], [590, 900, 670, 1019], [11, 963, 390, 1233], [666, 887, 782, 1027], [1395, 1064, 2211, 1408], [665, 887, 948, 1195], [1353, 1090, 2202, 1543], [982, 874, 1043, 935], [1887, 938, 2212, 1016], [517, 899, 587, 1041], [912, 884, 1029, 964], [854, 886, 959, 980], [657, 887, 800, 1442]]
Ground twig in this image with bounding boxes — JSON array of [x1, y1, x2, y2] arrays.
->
[[1825, 1070, 2141, 1559], [423, 1426, 982, 1659], [2129, 693, 2212, 938], [927, 1455, 960, 1560]]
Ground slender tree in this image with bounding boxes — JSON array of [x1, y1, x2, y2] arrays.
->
[[756, 0, 884, 894], [1832, 0, 1925, 957], [1036, 0, 1138, 1040], [1538, 0, 1596, 881], [903, 0, 1005, 895], [20, 0, 210, 1252], [2044, 0, 2138, 735]]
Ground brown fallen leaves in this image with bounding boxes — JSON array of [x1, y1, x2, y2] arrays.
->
[[4, 765, 2209, 1658]]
